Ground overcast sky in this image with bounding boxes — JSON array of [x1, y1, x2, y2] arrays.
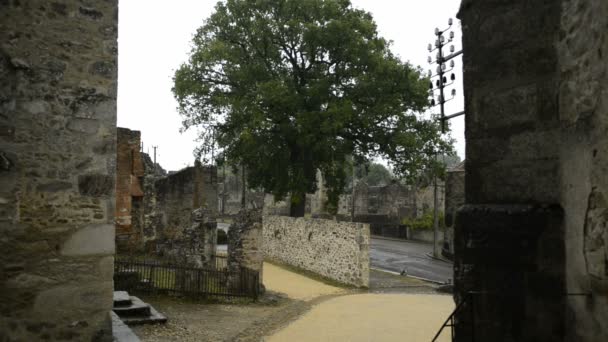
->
[[117, 0, 464, 172]]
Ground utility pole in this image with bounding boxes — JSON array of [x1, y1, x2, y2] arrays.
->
[[222, 163, 226, 215], [426, 18, 465, 257], [351, 161, 356, 222], [152, 145, 158, 173], [432, 172, 440, 258], [427, 18, 465, 132]]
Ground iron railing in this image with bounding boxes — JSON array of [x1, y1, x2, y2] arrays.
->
[[432, 292, 474, 342], [114, 257, 259, 300], [432, 291, 592, 341]]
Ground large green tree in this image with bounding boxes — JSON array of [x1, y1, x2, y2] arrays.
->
[[173, 0, 452, 216]]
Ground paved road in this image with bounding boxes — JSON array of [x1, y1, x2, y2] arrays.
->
[[370, 237, 453, 284]]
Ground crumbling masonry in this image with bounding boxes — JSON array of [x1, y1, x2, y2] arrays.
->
[[114, 130, 218, 255], [1, 1, 118, 340]]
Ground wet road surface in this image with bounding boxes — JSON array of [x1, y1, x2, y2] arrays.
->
[[370, 237, 453, 284]]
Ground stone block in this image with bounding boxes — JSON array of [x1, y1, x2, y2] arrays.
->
[[78, 174, 113, 196], [61, 224, 115, 256], [68, 117, 100, 134], [36, 181, 73, 192], [33, 281, 113, 317]]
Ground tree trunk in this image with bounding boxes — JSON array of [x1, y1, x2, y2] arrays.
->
[[289, 192, 306, 217]]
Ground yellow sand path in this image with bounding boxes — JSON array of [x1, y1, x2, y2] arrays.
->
[[263, 262, 344, 301], [267, 293, 454, 342]]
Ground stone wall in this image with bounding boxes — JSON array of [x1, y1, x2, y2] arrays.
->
[[153, 163, 217, 250], [455, 0, 608, 341], [0, 1, 117, 340], [263, 216, 370, 287], [158, 208, 217, 268], [115, 127, 144, 251], [559, 1, 608, 340], [228, 210, 264, 291], [443, 161, 464, 258]]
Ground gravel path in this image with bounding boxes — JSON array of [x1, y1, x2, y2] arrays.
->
[[131, 263, 450, 341]]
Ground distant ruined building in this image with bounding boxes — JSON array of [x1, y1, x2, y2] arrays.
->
[[115, 127, 218, 254], [230, 168, 445, 242]]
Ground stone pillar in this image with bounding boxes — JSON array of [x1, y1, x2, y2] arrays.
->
[[227, 209, 264, 292], [172, 208, 217, 268], [453, 0, 608, 341], [172, 208, 217, 292], [0, 1, 118, 341]]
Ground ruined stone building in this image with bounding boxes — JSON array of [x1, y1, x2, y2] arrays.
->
[[115, 127, 145, 251], [114, 127, 218, 254], [454, 0, 608, 341], [1, 1, 118, 340], [250, 170, 447, 245]]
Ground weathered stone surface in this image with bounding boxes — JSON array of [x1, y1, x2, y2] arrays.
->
[[79, 174, 114, 196], [61, 224, 115, 256], [456, 0, 608, 341], [228, 209, 264, 291], [443, 161, 465, 259], [1, 0, 117, 339], [263, 215, 370, 287]]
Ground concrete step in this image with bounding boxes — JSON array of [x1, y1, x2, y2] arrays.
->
[[111, 311, 141, 342], [118, 304, 167, 326], [113, 291, 132, 307], [113, 296, 151, 317]]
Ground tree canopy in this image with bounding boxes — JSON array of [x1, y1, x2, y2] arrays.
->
[[173, 0, 453, 216]]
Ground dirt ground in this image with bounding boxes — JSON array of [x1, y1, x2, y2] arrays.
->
[[131, 295, 286, 342], [131, 264, 453, 342], [266, 293, 453, 342]]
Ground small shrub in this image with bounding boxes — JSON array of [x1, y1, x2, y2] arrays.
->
[[401, 212, 444, 230]]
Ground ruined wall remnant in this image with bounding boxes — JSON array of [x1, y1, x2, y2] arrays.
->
[[115, 127, 145, 251], [153, 163, 218, 247], [455, 0, 608, 341], [443, 161, 465, 259], [159, 208, 217, 268], [114, 127, 167, 253], [227, 209, 264, 290], [263, 216, 370, 287], [262, 194, 291, 216], [0, 1, 118, 340]]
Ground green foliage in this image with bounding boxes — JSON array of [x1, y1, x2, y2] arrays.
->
[[402, 212, 444, 230], [344, 161, 395, 189], [173, 0, 453, 212], [363, 163, 395, 186]]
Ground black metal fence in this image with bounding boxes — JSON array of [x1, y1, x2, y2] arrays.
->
[[114, 257, 259, 300]]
